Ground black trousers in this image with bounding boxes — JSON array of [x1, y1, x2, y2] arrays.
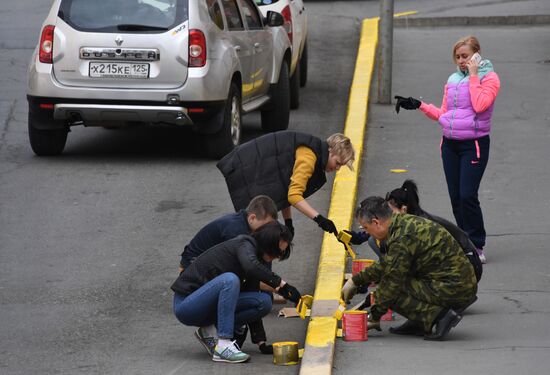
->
[[441, 135, 490, 249]]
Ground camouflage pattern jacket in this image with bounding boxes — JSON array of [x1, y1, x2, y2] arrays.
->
[[352, 213, 477, 315]]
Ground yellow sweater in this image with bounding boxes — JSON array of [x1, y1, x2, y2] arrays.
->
[[288, 146, 317, 206]]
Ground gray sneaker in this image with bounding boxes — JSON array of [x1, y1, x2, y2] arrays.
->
[[212, 341, 250, 363], [194, 328, 217, 356]]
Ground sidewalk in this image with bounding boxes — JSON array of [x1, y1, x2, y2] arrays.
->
[[333, 21, 550, 375]]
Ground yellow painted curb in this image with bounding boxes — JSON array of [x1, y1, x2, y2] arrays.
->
[[299, 17, 379, 375]]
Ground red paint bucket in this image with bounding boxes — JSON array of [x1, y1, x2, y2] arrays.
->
[[342, 311, 368, 341], [351, 259, 375, 275]]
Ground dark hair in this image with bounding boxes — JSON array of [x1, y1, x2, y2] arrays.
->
[[252, 221, 293, 261], [385, 179, 424, 216], [246, 195, 278, 220], [355, 196, 392, 223]]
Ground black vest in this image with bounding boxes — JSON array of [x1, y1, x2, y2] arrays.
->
[[217, 131, 329, 211]]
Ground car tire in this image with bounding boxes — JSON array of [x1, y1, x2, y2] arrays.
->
[[290, 61, 300, 110], [299, 41, 308, 88], [28, 112, 68, 156], [203, 82, 241, 159], [261, 61, 290, 132]]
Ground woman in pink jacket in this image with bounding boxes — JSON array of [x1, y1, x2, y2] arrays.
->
[[395, 36, 501, 263]]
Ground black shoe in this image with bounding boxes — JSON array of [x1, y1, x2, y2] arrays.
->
[[424, 309, 462, 341], [389, 320, 425, 336], [456, 296, 478, 315], [234, 325, 248, 349]]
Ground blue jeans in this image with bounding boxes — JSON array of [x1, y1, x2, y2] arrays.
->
[[173, 273, 272, 339], [441, 136, 490, 249]]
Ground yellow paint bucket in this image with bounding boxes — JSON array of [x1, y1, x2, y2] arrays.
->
[[273, 341, 300, 365]]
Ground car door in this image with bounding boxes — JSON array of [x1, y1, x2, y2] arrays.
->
[[219, 0, 255, 101], [290, 0, 306, 64], [237, 0, 272, 97]]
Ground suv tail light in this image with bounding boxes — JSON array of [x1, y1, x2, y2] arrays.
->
[[189, 29, 206, 67], [281, 6, 293, 45], [39, 25, 55, 64]]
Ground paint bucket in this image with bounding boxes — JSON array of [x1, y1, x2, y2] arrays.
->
[[342, 310, 368, 341], [352, 259, 375, 275], [273, 341, 299, 365]]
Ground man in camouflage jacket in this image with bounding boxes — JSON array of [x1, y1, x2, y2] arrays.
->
[[341, 196, 477, 340]]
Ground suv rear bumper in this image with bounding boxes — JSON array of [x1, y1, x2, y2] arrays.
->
[[54, 103, 192, 126], [27, 96, 225, 132]]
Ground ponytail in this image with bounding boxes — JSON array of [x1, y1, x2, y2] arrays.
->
[[386, 179, 424, 216], [401, 180, 422, 215]]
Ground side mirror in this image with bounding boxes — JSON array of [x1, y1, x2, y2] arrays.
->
[[266, 11, 284, 27]]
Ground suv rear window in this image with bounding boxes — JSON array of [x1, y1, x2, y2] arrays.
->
[[58, 0, 188, 33]]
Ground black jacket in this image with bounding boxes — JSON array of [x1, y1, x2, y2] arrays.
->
[[171, 235, 281, 297], [421, 211, 483, 282], [180, 209, 250, 268], [217, 131, 329, 211]]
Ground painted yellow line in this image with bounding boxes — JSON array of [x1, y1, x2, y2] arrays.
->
[[300, 10, 417, 373], [299, 17, 379, 374], [394, 10, 418, 17]]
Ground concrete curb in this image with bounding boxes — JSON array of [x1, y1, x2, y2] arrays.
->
[[394, 15, 550, 27], [298, 17, 378, 375]]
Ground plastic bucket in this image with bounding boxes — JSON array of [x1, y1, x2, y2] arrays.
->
[[352, 259, 375, 275], [342, 310, 368, 341]]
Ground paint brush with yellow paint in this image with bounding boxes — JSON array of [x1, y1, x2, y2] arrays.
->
[[337, 230, 356, 259]]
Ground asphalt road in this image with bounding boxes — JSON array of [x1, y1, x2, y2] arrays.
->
[[0, 1, 360, 374], [2, 1, 549, 375]]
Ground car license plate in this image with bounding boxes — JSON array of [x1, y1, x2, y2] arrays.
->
[[89, 62, 149, 79]]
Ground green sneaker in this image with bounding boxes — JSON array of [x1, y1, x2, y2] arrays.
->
[[194, 328, 217, 356], [212, 341, 250, 363]]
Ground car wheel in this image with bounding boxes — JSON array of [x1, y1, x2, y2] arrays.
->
[[261, 61, 290, 132], [204, 82, 241, 159], [28, 112, 68, 156], [300, 41, 308, 88], [290, 61, 300, 110]]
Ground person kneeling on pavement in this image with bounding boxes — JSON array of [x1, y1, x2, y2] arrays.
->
[[171, 222, 301, 363], [345, 179, 482, 284], [178, 195, 279, 354], [341, 196, 477, 341]]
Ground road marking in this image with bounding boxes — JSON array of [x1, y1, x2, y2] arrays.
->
[[394, 11, 418, 17], [300, 10, 417, 374], [299, 16, 378, 375]]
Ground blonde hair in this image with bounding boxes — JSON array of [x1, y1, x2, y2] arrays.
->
[[327, 133, 355, 171], [452, 36, 481, 63]]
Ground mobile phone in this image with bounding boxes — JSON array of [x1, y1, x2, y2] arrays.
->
[[470, 52, 482, 65]]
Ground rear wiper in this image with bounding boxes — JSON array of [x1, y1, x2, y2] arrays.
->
[[116, 24, 169, 31]]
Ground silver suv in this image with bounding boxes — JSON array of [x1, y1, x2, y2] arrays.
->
[[27, 0, 292, 158]]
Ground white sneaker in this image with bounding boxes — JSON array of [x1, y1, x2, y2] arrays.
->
[[213, 341, 250, 363], [477, 248, 487, 264]]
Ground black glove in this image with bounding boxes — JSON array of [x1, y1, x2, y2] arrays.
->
[[278, 283, 301, 304], [259, 342, 274, 355], [284, 218, 294, 237], [314, 215, 338, 235], [343, 230, 370, 245], [394, 95, 421, 113]]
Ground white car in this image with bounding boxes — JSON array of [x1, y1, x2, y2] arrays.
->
[[256, 0, 307, 109], [26, 0, 292, 158]]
